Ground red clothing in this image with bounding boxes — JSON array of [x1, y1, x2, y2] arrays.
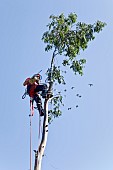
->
[[23, 76, 44, 116], [28, 84, 36, 98], [23, 77, 39, 98]]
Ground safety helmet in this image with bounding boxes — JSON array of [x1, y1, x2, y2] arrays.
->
[[34, 74, 42, 80]]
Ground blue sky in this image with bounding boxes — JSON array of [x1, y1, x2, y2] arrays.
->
[[0, 0, 113, 170]]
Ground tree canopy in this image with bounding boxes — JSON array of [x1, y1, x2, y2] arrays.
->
[[42, 13, 106, 123]]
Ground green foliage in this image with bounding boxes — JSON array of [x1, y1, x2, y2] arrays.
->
[[46, 66, 66, 84], [70, 59, 86, 76], [48, 95, 64, 124], [42, 13, 106, 76], [42, 13, 106, 121]]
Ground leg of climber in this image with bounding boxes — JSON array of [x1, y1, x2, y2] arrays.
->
[[35, 84, 48, 98], [34, 94, 44, 116]]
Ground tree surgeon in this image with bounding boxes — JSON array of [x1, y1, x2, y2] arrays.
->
[[23, 73, 49, 116]]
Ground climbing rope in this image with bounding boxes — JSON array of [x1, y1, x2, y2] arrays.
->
[[29, 99, 34, 170], [38, 109, 43, 149], [30, 99, 34, 116], [38, 114, 41, 143], [30, 114, 32, 170], [29, 101, 43, 170]]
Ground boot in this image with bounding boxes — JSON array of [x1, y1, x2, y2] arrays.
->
[[37, 103, 44, 116], [39, 108, 44, 116], [40, 109, 44, 116], [41, 90, 47, 98]]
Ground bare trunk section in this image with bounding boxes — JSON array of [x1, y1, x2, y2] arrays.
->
[[34, 98, 49, 170], [34, 81, 53, 170], [34, 50, 55, 170]]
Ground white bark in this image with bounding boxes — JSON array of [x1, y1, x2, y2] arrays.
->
[[34, 51, 54, 170]]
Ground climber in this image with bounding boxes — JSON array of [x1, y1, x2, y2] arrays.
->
[[23, 73, 48, 116]]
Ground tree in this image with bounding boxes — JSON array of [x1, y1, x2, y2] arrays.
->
[[33, 13, 106, 170]]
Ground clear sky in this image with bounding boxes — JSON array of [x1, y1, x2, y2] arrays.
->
[[0, 0, 113, 170]]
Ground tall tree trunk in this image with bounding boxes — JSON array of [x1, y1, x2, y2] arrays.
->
[[34, 50, 54, 170], [34, 98, 49, 170]]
